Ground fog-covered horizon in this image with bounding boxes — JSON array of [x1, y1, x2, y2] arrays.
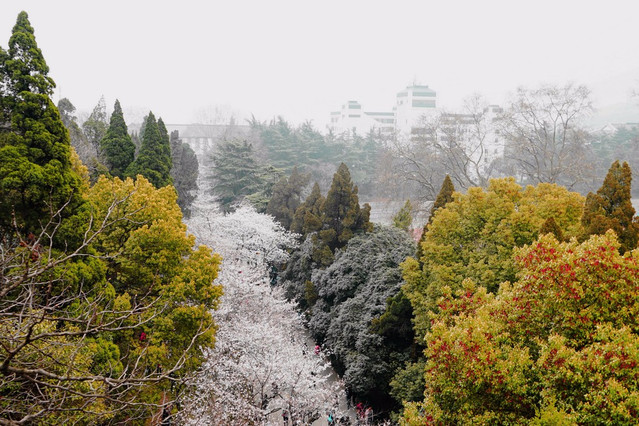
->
[[2, 0, 638, 128]]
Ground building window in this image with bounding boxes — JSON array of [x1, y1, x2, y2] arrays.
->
[[412, 99, 436, 108]]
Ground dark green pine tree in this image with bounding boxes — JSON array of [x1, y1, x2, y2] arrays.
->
[[417, 174, 455, 263], [266, 166, 310, 229], [126, 112, 172, 188], [317, 163, 372, 264], [581, 160, 639, 253], [100, 100, 135, 179], [156, 118, 172, 167], [291, 181, 325, 237], [0, 11, 84, 235]]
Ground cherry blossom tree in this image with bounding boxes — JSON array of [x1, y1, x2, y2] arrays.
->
[[182, 205, 345, 425]]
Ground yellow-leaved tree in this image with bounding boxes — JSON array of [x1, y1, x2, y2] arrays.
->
[[0, 174, 222, 424]]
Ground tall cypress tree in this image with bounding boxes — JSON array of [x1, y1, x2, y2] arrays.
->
[[417, 175, 455, 263], [319, 163, 372, 259], [100, 100, 135, 178], [291, 181, 324, 237], [126, 112, 172, 188], [0, 11, 83, 235], [581, 160, 639, 253], [157, 118, 172, 168]]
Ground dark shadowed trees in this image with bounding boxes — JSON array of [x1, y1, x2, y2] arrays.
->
[[308, 226, 415, 412]]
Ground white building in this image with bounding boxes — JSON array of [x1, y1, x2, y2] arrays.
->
[[328, 84, 438, 137], [394, 84, 438, 136], [327, 86, 505, 177], [329, 101, 395, 136]]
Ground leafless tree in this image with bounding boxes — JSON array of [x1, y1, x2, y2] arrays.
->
[[497, 83, 595, 190], [390, 95, 501, 203]]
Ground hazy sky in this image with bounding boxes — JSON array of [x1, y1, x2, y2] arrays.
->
[[2, 0, 639, 127]]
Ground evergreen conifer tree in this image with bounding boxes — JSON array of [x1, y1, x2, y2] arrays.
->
[[540, 216, 564, 241], [291, 182, 324, 236], [170, 130, 198, 217], [416, 175, 455, 262], [0, 11, 83, 235], [126, 112, 172, 188], [581, 160, 639, 253], [157, 117, 173, 164], [100, 99, 135, 178], [318, 163, 372, 262], [393, 199, 413, 232], [428, 174, 455, 224], [266, 166, 310, 229], [209, 139, 262, 211]]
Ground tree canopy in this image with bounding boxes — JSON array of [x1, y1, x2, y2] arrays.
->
[[0, 11, 84, 238], [266, 166, 310, 230], [125, 112, 173, 188], [404, 232, 639, 424], [170, 130, 199, 217], [403, 178, 585, 340], [100, 99, 135, 178], [581, 160, 639, 254], [0, 13, 222, 423]]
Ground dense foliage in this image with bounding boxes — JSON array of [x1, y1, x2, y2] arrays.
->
[[126, 112, 173, 188], [100, 99, 136, 179], [0, 11, 84, 237], [252, 119, 382, 197], [403, 178, 585, 340], [581, 160, 639, 254], [266, 166, 310, 229], [403, 232, 639, 424], [308, 226, 415, 411], [184, 205, 343, 425], [0, 13, 222, 424], [208, 138, 283, 212], [170, 130, 199, 217]]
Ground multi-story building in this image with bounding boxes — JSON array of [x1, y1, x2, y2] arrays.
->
[[328, 84, 438, 137], [329, 101, 395, 136], [394, 84, 438, 135], [328, 86, 505, 182]]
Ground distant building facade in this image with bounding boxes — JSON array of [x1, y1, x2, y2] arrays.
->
[[328, 84, 438, 137], [164, 123, 251, 164], [329, 86, 507, 183]]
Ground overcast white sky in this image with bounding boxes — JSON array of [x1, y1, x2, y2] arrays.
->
[[2, 0, 639, 128]]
